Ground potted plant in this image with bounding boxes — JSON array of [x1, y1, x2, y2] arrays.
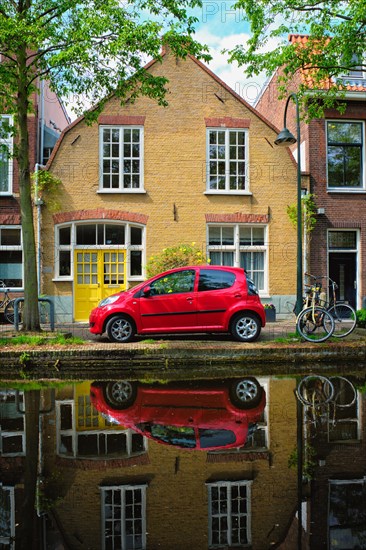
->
[[264, 303, 276, 322]]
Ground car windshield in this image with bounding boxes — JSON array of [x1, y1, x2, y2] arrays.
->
[[137, 423, 196, 448], [199, 429, 236, 448]]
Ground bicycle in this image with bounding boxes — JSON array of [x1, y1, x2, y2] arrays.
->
[[324, 277, 357, 338], [296, 275, 335, 343], [0, 280, 23, 324]]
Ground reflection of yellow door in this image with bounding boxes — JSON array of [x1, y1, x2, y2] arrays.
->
[[74, 250, 126, 321]]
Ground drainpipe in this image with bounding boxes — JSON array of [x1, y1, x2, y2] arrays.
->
[[34, 164, 44, 296]]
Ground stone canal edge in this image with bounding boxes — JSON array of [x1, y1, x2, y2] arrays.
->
[[1, 340, 366, 380]]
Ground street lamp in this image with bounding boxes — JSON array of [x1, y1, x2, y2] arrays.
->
[[274, 92, 303, 315]]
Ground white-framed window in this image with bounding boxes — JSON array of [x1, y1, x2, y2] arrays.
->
[[99, 126, 144, 192], [328, 478, 366, 549], [0, 485, 15, 548], [100, 484, 147, 550], [0, 115, 13, 195], [340, 54, 366, 80], [56, 400, 146, 458], [207, 224, 267, 293], [54, 222, 145, 280], [326, 120, 365, 190], [207, 480, 252, 548], [0, 390, 25, 456], [206, 128, 249, 194], [0, 226, 23, 289]]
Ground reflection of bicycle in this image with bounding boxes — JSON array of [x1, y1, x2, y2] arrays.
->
[[0, 281, 23, 324], [296, 375, 357, 434]]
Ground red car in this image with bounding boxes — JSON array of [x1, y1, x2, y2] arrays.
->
[[89, 265, 265, 343], [90, 378, 266, 451]]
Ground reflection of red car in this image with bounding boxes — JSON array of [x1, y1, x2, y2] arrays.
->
[[90, 378, 266, 451]]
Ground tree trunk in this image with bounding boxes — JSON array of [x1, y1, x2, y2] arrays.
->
[[17, 44, 41, 331]]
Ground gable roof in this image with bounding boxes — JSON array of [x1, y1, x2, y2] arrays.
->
[[45, 49, 283, 170], [289, 34, 366, 92]]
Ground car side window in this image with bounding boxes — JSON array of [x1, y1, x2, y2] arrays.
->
[[149, 270, 196, 296], [198, 269, 236, 292]]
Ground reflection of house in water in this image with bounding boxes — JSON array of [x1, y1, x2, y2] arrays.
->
[[2, 377, 364, 549], [45, 378, 299, 549], [300, 377, 366, 549]]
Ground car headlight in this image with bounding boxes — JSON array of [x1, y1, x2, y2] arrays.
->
[[98, 295, 120, 307]]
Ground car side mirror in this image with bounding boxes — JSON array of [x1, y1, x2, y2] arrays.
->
[[143, 285, 152, 297]]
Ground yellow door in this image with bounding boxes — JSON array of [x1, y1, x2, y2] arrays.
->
[[74, 249, 126, 321]]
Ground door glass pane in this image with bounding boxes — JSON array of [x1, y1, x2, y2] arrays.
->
[[1, 228, 21, 245], [106, 225, 125, 245], [328, 232, 356, 250], [131, 251, 142, 276]]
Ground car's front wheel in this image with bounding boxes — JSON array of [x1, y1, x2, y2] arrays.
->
[[230, 312, 261, 342], [104, 381, 137, 408], [229, 378, 263, 408], [106, 315, 136, 343]]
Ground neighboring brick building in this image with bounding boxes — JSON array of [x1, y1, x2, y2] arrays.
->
[[0, 79, 69, 296], [43, 49, 300, 322], [256, 34, 366, 310]]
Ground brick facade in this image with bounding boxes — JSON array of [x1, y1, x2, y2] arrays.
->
[[256, 47, 366, 309], [43, 50, 300, 321]]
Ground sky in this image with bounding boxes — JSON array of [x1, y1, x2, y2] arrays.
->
[[192, 0, 267, 105]]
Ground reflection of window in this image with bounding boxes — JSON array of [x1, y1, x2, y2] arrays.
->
[[55, 223, 144, 279], [100, 126, 144, 192], [148, 270, 195, 296], [327, 121, 365, 189], [101, 485, 147, 550], [0, 227, 23, 288], [0, 485, 15, 547], [208, 225, 267, 292], [0, 115, 13, 195], [329, 478, 366, 549], [207, 129, 248, 193], [207, 481, 252, 548], [141, 423, 196, 448], [0, 390, 25, 456], [56, 400, 146, 458]]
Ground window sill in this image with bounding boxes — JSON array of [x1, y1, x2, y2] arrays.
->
[[204, 190, 252, 196], [52, 277, 73, 282], [97, 189, 147, 194], [327, 188, 366, 193]]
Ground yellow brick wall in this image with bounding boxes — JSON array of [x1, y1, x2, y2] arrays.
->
[[41, 52, 298, 315]]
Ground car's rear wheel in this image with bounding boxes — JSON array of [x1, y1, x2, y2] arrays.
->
[[230, 312, 261, 342], [104, 381, 137, 408], [106, 315, 135, 343], [229, 378, 263, 408]]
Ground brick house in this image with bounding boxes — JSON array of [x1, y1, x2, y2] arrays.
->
[[256, 34, 366, 310], [0, 79, 69, 295], [43, 49, 300, 322]]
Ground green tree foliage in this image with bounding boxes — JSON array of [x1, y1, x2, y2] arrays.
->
[[227, 0, 366, 117], [146, 243, 209, 277], [287, 193, 317, 236], [0, 0, 209, 331]]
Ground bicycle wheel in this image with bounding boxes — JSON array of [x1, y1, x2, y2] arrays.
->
[[296, 306, 335, 342], [0, 280, 6, 308], [296, 375, 335, 406], [4, 299, 23, 325], [328, 304, 357, 338], [329, 376, 357, 408]]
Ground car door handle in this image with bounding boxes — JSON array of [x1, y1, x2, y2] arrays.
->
[[234, 293, 242, 298], [186, 297, 193, 301]]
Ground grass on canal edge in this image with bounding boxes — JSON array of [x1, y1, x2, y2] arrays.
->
[[0, 333, 84, 347]]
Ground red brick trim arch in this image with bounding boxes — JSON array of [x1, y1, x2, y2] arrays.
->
[[205, 213, 269, 223], [53, 209, 149, 225]]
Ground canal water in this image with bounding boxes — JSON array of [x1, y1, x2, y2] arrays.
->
[[1, 369, 365, 549]]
